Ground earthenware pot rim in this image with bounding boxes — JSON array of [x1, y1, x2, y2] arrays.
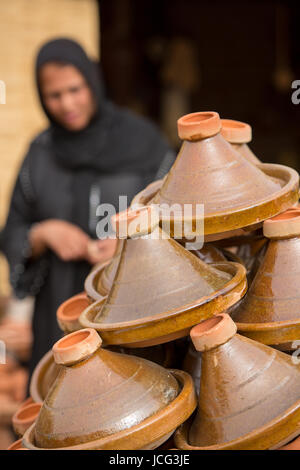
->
[[263, 208, 300, 239], [52, 328, 102, 366], [177, 112, 221, 141], [30, 349, 54, 403], [221, 119, 252, 144], [175, 397, 300, 450], [22, 370, 196, 450], [57, 292, 89, 333], [57, 292, 88, 322], [79, 262, 246, 331], [132, 164, 299, 236], [236, 317, 300, 331], [84, 261, 111, 301]]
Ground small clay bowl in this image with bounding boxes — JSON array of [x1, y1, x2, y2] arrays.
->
[[57, 292, 90, 333], [12, 402, 42, 437]]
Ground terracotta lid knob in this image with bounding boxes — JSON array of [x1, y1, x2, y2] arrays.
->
[[221, 119, 252, 144], [111, 205, 159, 238], [190, 313, 237, 352], [7, 439, 28, 450], [12, 402, 42, 437], [177, 112, 221, 141], [52, 328, 102, 366], [263, 208, 300, 239]]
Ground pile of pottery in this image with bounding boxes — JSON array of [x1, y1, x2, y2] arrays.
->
[[12, 111, 300, 450]]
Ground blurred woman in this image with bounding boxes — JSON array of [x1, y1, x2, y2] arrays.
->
[[2, 38, 173, 376]]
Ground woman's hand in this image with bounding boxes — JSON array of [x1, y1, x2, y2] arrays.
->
[[86, 238, 118, 265], [29, 219, 90, 261]]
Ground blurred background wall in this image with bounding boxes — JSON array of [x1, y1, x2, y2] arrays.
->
[[0, 0, 99, 294]]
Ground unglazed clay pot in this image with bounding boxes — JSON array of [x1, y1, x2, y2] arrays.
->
[[12, 402, 42, 437], [30, 350, 60, 403], [80, 208, 247, 348], [133, 111, 298, 239], [57, 292, 90, 333], [181, 340, 202, 396], [232, 208, 300, 349], [23, 328, 196, 450], [175, 313, 300, 450], [221, 119, 261, 165]]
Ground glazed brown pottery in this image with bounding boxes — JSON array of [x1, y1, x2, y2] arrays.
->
[[80, 209, 247, 347], [175, 313, 300, 450], [221, 119, 261, 165], [233, 209, 300, 349], [133, 111, 298, 238], [23, 328, 196, 450], [279, 435, 300, 450], [30, 350, 60, 403], [57, 292, 90, 333], [12, 402, 42, 437]]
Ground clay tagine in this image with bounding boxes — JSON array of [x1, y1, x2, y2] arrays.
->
[[232, 208, 300, 349], [80, 206, 247, 348], [221, 119, 261, 165], [23, 328, 196, 450], [175, 313, 300, 450], [132, 111, 298, 239]]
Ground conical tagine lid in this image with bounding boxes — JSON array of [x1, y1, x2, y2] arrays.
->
[[147, 112, 298, 236], [80, 207, 247, 347], [27, 328, 196, 450], [175, 313, 300, 450], [221, 119, 261, 165], [232, 208, 300, 347]]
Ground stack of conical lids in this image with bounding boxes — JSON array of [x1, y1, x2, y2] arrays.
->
[[133, 112, 298, 239], [80, 207, 247, 347], [23, 329, 196, 450], [85, 239, 124, 302], [221, 119, 261, 165], [175, 313, 300, 450], [232, 208, 300, 349]]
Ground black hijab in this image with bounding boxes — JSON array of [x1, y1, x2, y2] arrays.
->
[[35, 38, 168, 176]]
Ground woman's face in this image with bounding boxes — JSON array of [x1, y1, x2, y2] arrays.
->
[[39, 63, 96, 131]]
